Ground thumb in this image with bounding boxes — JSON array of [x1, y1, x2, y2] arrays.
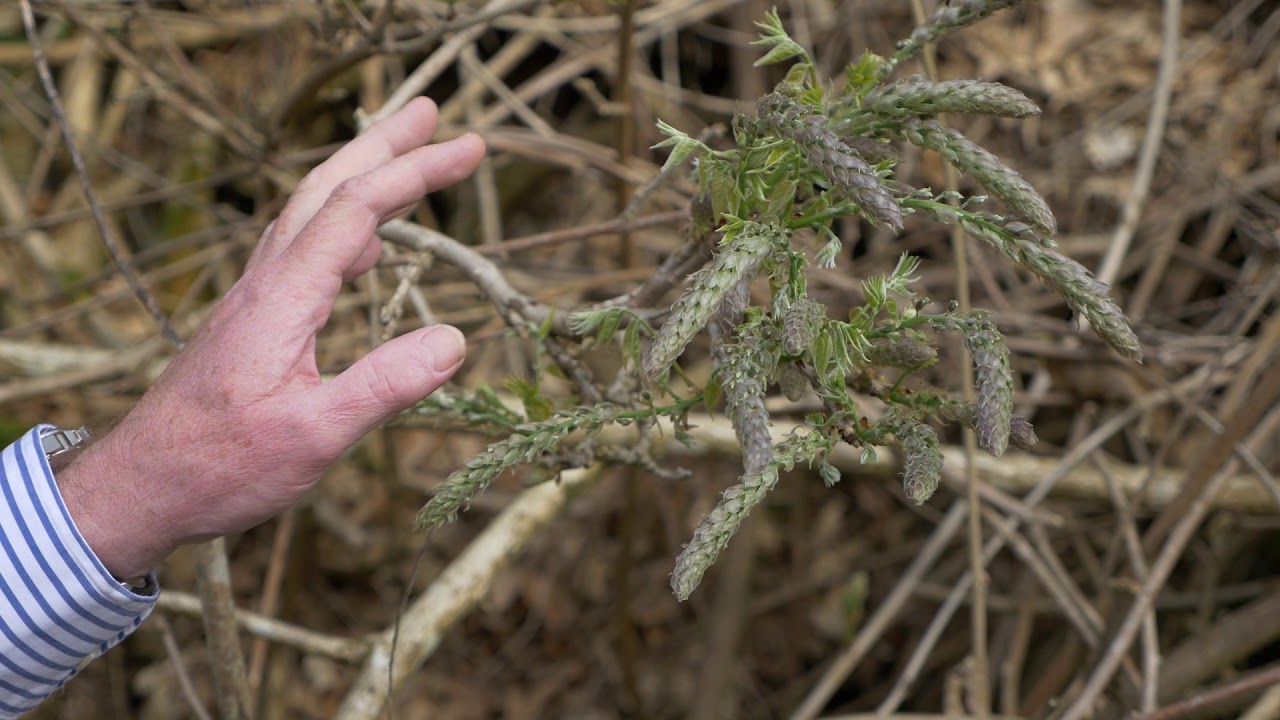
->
[[313, 324, 466, 445]]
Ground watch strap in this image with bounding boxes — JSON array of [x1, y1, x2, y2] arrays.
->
[[40, 426, 91, 460]]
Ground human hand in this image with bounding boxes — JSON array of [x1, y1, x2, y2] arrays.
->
[[58, 98, 485, 580]]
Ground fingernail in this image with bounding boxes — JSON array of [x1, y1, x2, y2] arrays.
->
[[421, 325, 466, 373]]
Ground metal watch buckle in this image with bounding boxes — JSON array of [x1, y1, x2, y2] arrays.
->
[[40, 426, 91, 460]]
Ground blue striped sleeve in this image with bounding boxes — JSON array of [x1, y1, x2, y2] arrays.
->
[[0, 426, 158, 718]]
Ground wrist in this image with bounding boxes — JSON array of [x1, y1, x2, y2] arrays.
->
[[54, 427, 179, 581]]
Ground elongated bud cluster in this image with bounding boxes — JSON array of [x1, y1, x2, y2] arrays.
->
[[898, 422, 944, 504], [416, 406, 611, 531], [935, 399, 1038, 452], [643, 222, 787, 380], [720, 327, 776, 476], [962, 312, 1015, 457], [754, 93, 903, 229], [672, 429, 828, 600], [916, 205, 1142, 361], [864, 336, 938, 368], [1018, 245, 1144, 361], [781, 297, 827, 356], [898, 0, 1025, 62], [710, 283, 773, 476], [863, 76, 1040, 119], [778, 363, 808, 401], [843, 136, 900, 165], [900, 118, 1056, 236]]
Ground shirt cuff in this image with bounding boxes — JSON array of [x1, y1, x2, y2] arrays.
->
[[0, 426, 158, 717]]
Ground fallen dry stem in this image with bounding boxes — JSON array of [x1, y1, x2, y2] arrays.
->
[[337, 465, 602, 720], [156, 591, 371, 664]]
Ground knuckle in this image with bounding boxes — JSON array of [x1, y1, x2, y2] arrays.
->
[[363, 369, 404, 409], [329, 177, 370, 206]]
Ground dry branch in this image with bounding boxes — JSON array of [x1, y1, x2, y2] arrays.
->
[[337, 465, 603, 719], [156, 591, 370, 664], [601, 414, 1279, 514]]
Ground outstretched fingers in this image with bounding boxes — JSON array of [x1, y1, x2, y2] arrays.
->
[[248, 97, 442, 269], [272, 132, 486, 329]]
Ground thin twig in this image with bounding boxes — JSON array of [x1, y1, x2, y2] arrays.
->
[[358, 0, 542, 128], [1137, 663, 1280, 720], [1059, 364, 1280, 720], [156, 590, 371, 663], [791, 501, 968, 720], [1092, 0, 1182, 289], [620, 126, 721, 221], [471, 0, 746, 130], [595, 226, 717, 311], [436, 22, 545, 126], [51, 1, 264, 159], [819, 715, 1024, 720], [980, 508, 1100, 648], [614, 0, 638, 266], [277, 0, 543, 129], [483, 210, 686, 256], [247, 508, 298, 708], [336, 466, 604, 719], [154, 614, 215, 720], [906, 0, 989, 708], [1240, 682, 1280, 720], [789, 362, 1237, 719], [1155, 575, 1280, 704], [1026, 524, 1106, 638], [19, 0, 181, 348], [999, 576, 1036, 714], [378, 219, 568, 334], [132, 0, 265, 158]]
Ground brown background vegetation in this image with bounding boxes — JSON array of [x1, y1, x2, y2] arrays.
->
[[2, 0, 1279, 718]]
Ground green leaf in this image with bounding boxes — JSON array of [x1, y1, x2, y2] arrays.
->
[[782, 63, 812, 89], [812, 331, 832, 377], [756, 41, 805, 67], [762, 177, 797, 218], [860, 446, 878, 464], [799, 80, 824, 107], [819, 459, 841, 487], [673, 423, 695, 447], [703, 373, 723, 419], [505, 377, 553, 422], [704, 158, 737, 220], [569, 308, 607, 336], [887, 253, 922, 294], [622, 319, 643, 364], [816, 229, 841, 269], [596, 308, 624, 346], [753, 8, 809, 67], [824, 323, 856, 377], [652, 120, 709, 174], [863, 276, 887, 311], [475, 384, 517, 417], [537, 308, 556, 340], [843, 50, 890, 99]]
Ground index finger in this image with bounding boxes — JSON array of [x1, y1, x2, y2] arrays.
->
[[249, 97, 442, 269], [269, 133, 486, 332]]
